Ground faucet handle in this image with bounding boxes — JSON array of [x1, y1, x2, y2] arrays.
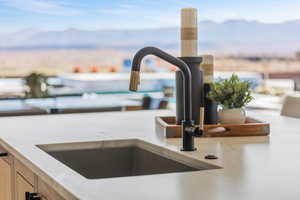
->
[[193, 128, 203, 137], [129, 70, 140, 91], [184, 125, 202, 137]]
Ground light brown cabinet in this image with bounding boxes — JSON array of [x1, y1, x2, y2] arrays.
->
[[0, 157, 12, 200], [37, 178, 65, 200], [15, 173, 34, 200], [0, 144, 66, 200]]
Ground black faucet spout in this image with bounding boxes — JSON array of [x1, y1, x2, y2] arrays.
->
[[129, 46, 200, 151], [130, 46, 192, 121]]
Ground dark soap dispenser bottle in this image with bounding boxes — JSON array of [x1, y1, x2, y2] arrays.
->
[[200, 55, 218, 124]]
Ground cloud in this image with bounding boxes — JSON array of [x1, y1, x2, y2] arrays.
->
[[0, 0, 82, 16], [99, 3, 138, 16], [99, 9, 131, 15], [118, 4, 136, 9]]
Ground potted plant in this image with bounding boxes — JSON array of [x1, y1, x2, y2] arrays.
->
[[208, 74, 254, 124], [24, 72, 49, 98]]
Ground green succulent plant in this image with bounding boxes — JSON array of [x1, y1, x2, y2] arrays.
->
[[208, 74, 254, 109]]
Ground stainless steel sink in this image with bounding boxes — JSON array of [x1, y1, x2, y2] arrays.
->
[[38, 139, 220, 179]]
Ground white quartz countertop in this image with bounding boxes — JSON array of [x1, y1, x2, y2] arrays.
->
[[1, 110, 300, 200]]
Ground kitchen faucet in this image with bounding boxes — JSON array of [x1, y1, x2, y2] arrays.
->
[[129, 46, 201, 151]]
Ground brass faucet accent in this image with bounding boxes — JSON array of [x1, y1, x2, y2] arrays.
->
[[129, 71, 140, 91]]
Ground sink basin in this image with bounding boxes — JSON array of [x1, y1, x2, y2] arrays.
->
[[38, 139, 220, 179]]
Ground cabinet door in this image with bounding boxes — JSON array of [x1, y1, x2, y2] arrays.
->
[[37, 177, 65, 200], [16, 173, 34, 200], [0, 158, 12, 200]]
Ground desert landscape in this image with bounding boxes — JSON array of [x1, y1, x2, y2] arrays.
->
[[1, 19, 300, 76], [0, 49, 299, 77], [0, 49, 130, 76]]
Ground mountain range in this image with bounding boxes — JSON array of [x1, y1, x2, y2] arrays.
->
[[1, 19, 300, 56]]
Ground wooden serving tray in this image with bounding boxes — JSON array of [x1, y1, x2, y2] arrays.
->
[[155, 116, 270, 138]]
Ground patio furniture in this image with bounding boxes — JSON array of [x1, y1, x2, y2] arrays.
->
[[50, 106, 122, 114], [141, 96, 169, 110], [281, 94, 300, 118], [294, 78, 300, 91]]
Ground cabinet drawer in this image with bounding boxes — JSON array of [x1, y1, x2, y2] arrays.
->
[[14, 159, 35, 186]]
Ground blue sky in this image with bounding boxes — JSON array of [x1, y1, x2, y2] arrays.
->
[[0, 0, 300, 32]]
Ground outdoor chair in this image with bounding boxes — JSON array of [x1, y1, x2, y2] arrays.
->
[[281, 94, 300, 118]]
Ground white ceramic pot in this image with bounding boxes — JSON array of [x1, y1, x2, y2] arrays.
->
[[218, 108, 246, 124]]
